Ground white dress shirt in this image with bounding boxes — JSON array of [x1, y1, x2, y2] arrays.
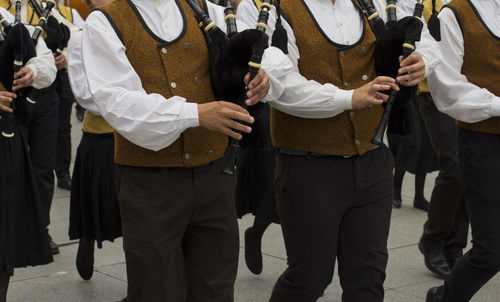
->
[[81, 0, 292, 151], [427, 0, 500, 123], [237, 0, 442, 119], [0, 6, 57, 89]]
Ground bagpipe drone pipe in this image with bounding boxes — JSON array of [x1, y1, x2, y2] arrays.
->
[[29, 0, 71, 56], [0, 1, 36, 131], [184, 0, 273, 174], [358, 0, 424, 143]]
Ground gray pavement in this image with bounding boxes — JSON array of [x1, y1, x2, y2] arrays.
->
[[7, 112, 500, 302]]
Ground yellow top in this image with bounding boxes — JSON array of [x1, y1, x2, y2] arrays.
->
[[418, 0, 443, 93], [82, 111, 114, 134]]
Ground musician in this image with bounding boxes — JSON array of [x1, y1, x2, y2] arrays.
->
[[0, 6, 56, 302], [397, 0, 469, 280], [65, 0, 123, 283], [0, 0, 61, 254], [40, 0, 84, 192], [426, 0, 500, 300], [78, 0, 291, 300], [238, 0, 441, 300]]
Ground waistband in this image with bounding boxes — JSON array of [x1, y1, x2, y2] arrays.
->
[[279, 145, 380, 158]]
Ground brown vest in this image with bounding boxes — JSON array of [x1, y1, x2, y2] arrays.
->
[[272, 0, 381, 156], [100, 0, 227, 167], [447, 0, 500, 134]]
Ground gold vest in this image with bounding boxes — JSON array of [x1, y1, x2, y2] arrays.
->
[[418, 0, 443, 93], [272, 0, 381, 156], [99, 0, 227, 167], [1, 0, 40, 24], [56, 3, 72, 23], [82, 112, 113, 134], [447, 0, 500, 134]]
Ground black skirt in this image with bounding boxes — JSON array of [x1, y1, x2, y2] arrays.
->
[[388, 96, 439, 174], [69, 132, 121, 248], [0, 114, 53, 276]]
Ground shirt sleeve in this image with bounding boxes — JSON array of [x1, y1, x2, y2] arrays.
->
[[82, 11, 199, 152], [236, 0, 353, 118], [24, 26, 57, 89], [427, 7, 500, 122], [71, 8, 86, 29], [67, 29, 100, 115]]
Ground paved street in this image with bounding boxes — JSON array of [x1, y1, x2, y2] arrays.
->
[[8, 112, 500, 302]]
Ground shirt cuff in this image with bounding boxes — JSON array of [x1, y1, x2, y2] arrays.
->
[[489, 96, 500, 118], [182, 102, 200, 128], [334, 88, 354, 111]]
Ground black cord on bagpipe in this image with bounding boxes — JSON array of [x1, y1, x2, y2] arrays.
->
[[358, 0, 424, 145], [30, 0, 56, 44]]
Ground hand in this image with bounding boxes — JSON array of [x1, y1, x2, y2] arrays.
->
[[0, 91, 16, 113], [352, 76, 399, 110], [198, 101, 254, 140], [244, 69, 270, 106], [12, 67, 35, 91], [54, 53, 67, 70], [396, 54, 426, 87]]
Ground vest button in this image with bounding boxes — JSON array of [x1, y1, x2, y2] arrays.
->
[[349, 111, 354, 118], [355, 139, 361, 146], [185, 42, 190, 49], [171, 82, 177, 88], [362, 75, 368, 81], [194, 77, 200, 84], [344, 82, 349, 87], [184, 153, 191, 160], [361, 47, 367, 53], [339, 51, 345, 57], [161, 48, 167, 54], [207, 150, 214, 156]]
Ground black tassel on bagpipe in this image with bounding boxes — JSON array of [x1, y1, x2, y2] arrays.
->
[[184, 0, 272, 174], [358, 0, 424, 144], [0, 3, 37, 135], [29, 0, 70, 56]]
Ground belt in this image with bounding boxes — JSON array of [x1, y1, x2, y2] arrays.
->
[[279, 145, 380, 158]]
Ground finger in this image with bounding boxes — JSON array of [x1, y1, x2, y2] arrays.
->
[[373, 76, 396, 84], [228, 109, 254, 124], [244, 73, 250, 86], [399, 78, 421, 87], [399, 54, 419, 68], [220, 101, 250, 115], [0, 104, 13, 113], [376, 92, 390, 102], [0, 92, 17, 99], [399, 61, 424, 75], [372, 84, 392, 92], [226, 119, 252, 134], [248, 73, 264, 90], [0, 96, 13, 102], [221, 126, 243, 140]]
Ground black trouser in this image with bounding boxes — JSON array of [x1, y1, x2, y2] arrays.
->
[[417, 93, 468, 255], [270, 146, 393, 302], [442, 128, 500, 301], [115, 155, 239, 302], [54, 71, 75, 179], [25, 87, 59, 227]]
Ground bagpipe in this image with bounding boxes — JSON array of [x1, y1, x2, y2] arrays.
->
[[358, 0, 425, 145], [184, 0, 273, 174], [29, 0, 71, 57], [0, 0, 37, 136]]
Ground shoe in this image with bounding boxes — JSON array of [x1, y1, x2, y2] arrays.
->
[[48, 234, 60, 255], [76, 239, 95, 280], [413, 197, 429, 211], [444, 248, 463, 269], [76, 106, 85, 122], [418, 240, 451, 279], [393, 198, 402, 208], [244, 227, 263, 275], [426, 286, 444, 302], [57, 174, 72, 191]]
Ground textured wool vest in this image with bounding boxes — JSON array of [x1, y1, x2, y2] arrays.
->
[[446, 0, 500, 134], [273, 0, 381, 156], [99, 0, 227, 167]]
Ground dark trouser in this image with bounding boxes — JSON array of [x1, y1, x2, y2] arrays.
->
[[417, 93, 468, 255], [25, 87, 59, 227], [441, 128, 500, 302], [270, 146, 393, 302], [115, 156, 239, 302], [54, 71, 75, 178]]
